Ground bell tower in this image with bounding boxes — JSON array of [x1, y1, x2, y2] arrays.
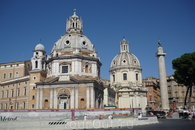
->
[[31, 43, 46, 71], [29, 42, 47, 109]]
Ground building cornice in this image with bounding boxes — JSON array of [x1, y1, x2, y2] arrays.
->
[[46, 55, 102, 66], [0, 76, 30, 86]]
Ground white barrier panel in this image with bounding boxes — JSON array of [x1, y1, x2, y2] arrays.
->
[[0, 110, 72, 121], [0, 117, 158, 130]]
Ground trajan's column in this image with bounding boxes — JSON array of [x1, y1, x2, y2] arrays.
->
[[156, 40, 170, 111]]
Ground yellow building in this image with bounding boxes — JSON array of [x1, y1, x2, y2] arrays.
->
[[0, 61, 31, 109], [167, 75, 195, 110]]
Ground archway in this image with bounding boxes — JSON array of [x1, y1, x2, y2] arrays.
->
[[58, 93, 70, 109]]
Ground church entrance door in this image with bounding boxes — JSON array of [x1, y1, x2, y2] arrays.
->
[[58, 93, 70, 109]]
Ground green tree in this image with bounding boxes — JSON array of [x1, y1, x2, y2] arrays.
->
[[172, 52, 195, 109]]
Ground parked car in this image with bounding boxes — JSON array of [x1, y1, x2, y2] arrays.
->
[[148, 111, 166, 119]]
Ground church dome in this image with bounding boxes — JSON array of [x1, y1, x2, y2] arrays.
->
[[51, 33, 95, 52], [110, 38, 141, 70], [51, 10, 96, 54], [35, 43, 45, 51], [110, 52, 141, 69]]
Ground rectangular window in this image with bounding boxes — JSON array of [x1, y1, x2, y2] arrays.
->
[[6, 90, 9, 98], [12, 89, 14, 97], [5, 103, 7, 109], [32, 95, 35, 99], [9, 73, 12, 78], [24, 87, 26, 95], [123, 73, 127, 80], [2, 91, 4, 98], [15, 72, 18, 77], [3, 73, 6, 79], [62, 66, 68, 73], [17, 88, 20, 96]]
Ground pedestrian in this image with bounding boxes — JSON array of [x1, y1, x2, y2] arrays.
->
[[138, 112, 142, 119], [188, 112, 193, 121], [108, 115, 112, 120], [84, 114, 87, 121], [99, 115, 103, 120], [150, 112, 154, 117]]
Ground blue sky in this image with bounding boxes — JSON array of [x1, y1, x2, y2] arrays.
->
[[0, 0, 195, 80]]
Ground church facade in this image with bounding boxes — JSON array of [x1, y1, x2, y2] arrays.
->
[[0, 11, 104, 109], [109, 38, 147, 111], [30, 11, 104, 109]]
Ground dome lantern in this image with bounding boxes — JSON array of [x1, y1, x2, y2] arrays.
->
[[120, 37, 130, 53]]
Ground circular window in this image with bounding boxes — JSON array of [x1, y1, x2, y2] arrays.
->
[[66, 40, 70, 44], [83, 41, 86, 45], [123, 60, 126, 63]]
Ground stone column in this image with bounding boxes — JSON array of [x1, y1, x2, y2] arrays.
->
[[54, 88, 57, 109], [50, 88, 53, 108], [86, 86, 90, 108], [39, 88, 43, 109], [75, 86, 78, 109], [135, 92, 138, 108], [91, 87, 94, 108], [72, 61, 75, 73], [56, 62, 59, 75], [156, 41, 169, 111], [71, 87, 75, 109], [36, 88, 40, 109]]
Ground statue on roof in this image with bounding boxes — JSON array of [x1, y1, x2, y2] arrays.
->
[[158, 39, 162, 47]]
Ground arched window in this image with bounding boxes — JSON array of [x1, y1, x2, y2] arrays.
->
[[35, 61, 38, 68], [44, 99, 49, 108], [123, 73, 127, 80], [15, 72, 19, 78], [80, 98, 85, 108], [113, 75, 115, 82], [136, 74, 138, 81], [85, 65, 88, 73]]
